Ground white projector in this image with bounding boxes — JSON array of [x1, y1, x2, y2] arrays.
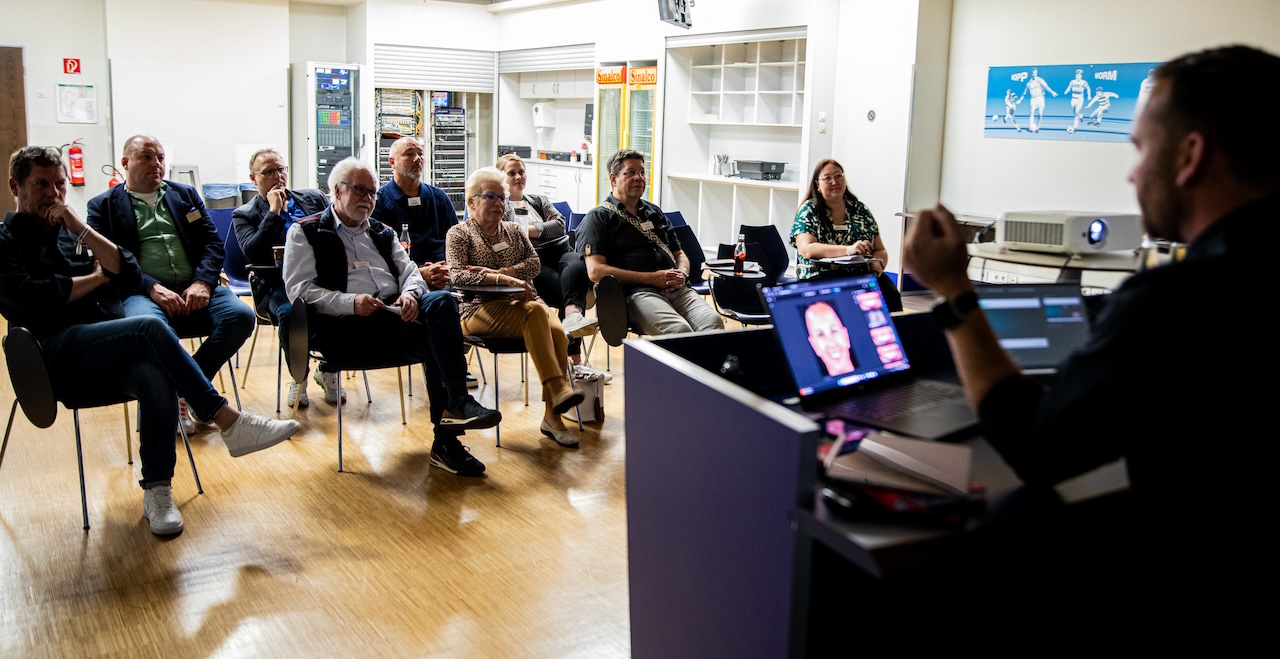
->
[[995, 211, 1143, 254]]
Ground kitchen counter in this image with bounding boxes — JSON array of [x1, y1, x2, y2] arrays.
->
[[532, 159, 593, 170]]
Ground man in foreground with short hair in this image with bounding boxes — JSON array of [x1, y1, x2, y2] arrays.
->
[[575, 149, 722, 336], [284, 157, 497, 477], [232, 147, 331, 406], [902, 45, 1276, 651], [1, 146, 299, 536], [87, 134, 255, 434]]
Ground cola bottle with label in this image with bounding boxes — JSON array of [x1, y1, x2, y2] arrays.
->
[[733, 233, 747, 276]]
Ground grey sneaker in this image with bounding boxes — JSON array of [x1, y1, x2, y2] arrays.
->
[[221, 411, 299, 457], [286, 380, 310, 408], [143, 485, 184, 535], [562, 312, 599, 338], [313, 370, 345, 404], [466, 372, 479, 390], [440, 396, 502, 430]]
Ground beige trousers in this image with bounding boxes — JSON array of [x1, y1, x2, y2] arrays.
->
[[461, 299, 570, 389]]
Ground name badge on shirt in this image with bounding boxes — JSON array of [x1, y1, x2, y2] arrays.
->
[[407, 196, 421, 207], [834, 224, 849, 232], [186, 209, 203, 222], [490, 242, 510, 253], [640, 221, 654, 231], [353, 260, 371, 269]]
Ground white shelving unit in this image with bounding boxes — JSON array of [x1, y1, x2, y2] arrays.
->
[[663, 35, 808, 264]]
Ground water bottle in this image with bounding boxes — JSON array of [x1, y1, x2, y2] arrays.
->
[[400, 223, 412, 251], [733, 233, 746, 276]]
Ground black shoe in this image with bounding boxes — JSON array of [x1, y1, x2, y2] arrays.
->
[[595, 276, 628, 346], [430, 439, 486, 476], [440, 395, 501, 430], [466, 372, 479, 389]]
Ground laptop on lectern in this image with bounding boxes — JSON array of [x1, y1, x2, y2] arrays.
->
[[975, 283, 1093, 376], [759, 273, 978, 441]]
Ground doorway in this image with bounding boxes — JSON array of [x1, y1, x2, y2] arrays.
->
[[1, 47, 30, 215]]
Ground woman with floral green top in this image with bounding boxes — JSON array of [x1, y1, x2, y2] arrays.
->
[[789, 158, 902, 311]]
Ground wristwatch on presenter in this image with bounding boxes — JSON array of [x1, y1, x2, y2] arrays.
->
[[931, 290, 979, 329]]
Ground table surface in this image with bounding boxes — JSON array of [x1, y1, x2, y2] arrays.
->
[[452, 282, 527, 295], [967, 242, 1139, 271]]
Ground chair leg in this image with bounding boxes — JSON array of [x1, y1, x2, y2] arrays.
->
[[493, 352, 501, 448], [523, 353, 529, 406], [362, 372, 372, 403], [407, 367, 413, 397], [276, 344, 283, 413], [177, 411, 203, 494], [72, 410, 90, 530], [124, 403, 133, 465], [566, 361, 584, 432], [337, 370, 345, 473], [241, 326, 259, 387], [226, 363, 242, 409], [397, 368, 406, 425], [1, 400, 18, 470]]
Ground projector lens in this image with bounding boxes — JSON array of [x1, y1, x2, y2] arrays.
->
[[1087, 219, 1107, 245]]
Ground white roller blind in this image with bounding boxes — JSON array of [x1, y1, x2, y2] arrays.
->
[[664, 26, 806, 49], [498, 43, 596, 73], [373, 44, 496, 93]]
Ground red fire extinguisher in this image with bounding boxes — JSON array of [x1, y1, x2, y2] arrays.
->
[[102, 164, 121, 188], [64, 139, 86, 187]]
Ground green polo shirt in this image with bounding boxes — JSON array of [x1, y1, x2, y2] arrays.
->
[[128, 183, 194, 287]]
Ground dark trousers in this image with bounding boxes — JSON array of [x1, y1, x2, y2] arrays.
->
[[533, 249, 590, 356], [42, 315, 229, 488], [309, 290, 467, 442]]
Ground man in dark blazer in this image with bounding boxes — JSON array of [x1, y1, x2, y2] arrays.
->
[[232, 148, 330, 407], [87, 134, 255, 432]]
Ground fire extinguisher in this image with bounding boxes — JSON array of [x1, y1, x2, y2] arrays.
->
[[63, 139, 86, 187], [102, 164, 122, 188]]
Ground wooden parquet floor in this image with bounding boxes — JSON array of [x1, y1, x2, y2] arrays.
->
[[0, 318, 631, 658]]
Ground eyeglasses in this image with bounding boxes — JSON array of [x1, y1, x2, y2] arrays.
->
[[819, 173, 845, 183], [340, 182, 378, 199], [257, 165, 288, 177], [473, 192, 507, 204]]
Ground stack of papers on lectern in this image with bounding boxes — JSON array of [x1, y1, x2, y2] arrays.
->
[[824, 433, 972, 496]]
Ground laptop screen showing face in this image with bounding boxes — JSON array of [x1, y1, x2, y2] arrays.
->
[[760, 273, 910, 399], [976, 284, 1091, 373]]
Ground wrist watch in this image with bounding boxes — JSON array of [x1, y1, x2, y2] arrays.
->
[[930, 290, 979, 329]]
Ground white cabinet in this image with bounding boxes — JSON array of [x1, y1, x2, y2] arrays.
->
[[520, 69, 594, 99], [530, 162, 595, 215], [686, 39, 805, 126]]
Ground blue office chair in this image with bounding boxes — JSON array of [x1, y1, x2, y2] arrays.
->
[[208, 208, 235, 243], [568, 212, 588, 232], [738, 224, 795, 285], [673, 224, 710, 296], [665, 210, 688, 227], [552, 201, 573, 220]]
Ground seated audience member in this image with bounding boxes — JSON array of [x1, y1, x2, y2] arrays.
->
[[445, 166, 586, 448], [790, 157, 902, 311], [232, 147, 331, 407], [574, 150, 723, 336], [373, 136, 478, 390], [495, 154, 606, 380], [283, 157, 497, 477], [0, 146, 299, 536], [900, 45, 1276, 651], [87, 134, 256, 433]]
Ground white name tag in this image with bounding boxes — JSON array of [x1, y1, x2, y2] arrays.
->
[[834, 225, 848, 232], [407, 197, 421, 207], [186, 209, 203, 222], [490, 242, 510, 253], [640, 221, 654, 231], [353, 260, 370, 269]]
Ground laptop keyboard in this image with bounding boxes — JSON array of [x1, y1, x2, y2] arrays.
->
[[830, 380, 962, 423]]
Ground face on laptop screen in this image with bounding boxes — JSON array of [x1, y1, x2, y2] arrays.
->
[[976, 284, 1091, 371], [761, 274, 909, 398]]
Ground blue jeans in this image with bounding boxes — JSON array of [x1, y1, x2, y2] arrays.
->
[[42, 316, 230, 488], [308, 290, 469, 444], [123, 284, 255, 380]]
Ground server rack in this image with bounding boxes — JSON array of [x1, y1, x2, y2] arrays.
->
[[432, 107, 467, 212], [375, 88, 423, 186]]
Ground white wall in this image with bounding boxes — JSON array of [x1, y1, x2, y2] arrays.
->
[[2, 0, 112, 217], [938, 0, 1280, 218], [104, 0, 290, 188], [290, 2, 349, 64]]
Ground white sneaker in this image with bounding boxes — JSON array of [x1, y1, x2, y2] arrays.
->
[[573, 363, 613, 384], [313, 370, 345, 404], [176, 399, 196, 436], [562, 312, 600, 339], [221, 411, 300, 457], [143, 485, 184, 535], [286, 380, 310, 408]]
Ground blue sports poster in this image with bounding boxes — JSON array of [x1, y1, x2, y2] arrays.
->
[[984, 61, 1162, 142]]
